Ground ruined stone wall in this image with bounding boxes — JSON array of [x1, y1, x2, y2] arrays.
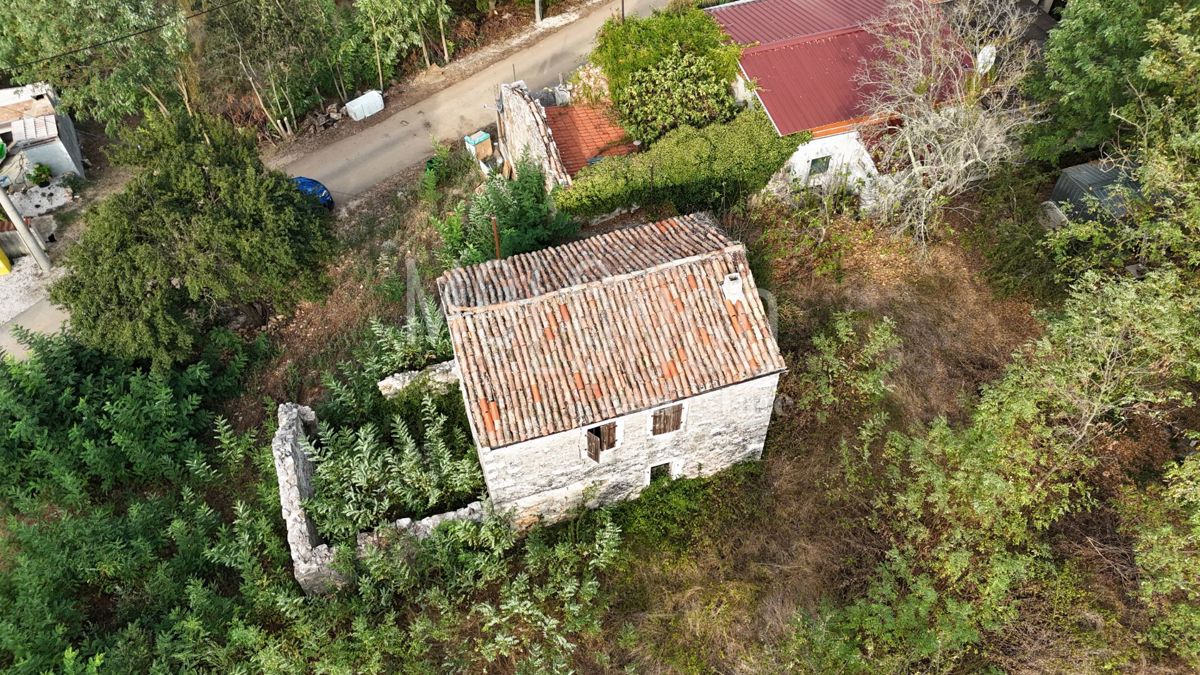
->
[[271, 403, 340, 594], [271, 402, 485, 594], [477, 373, 781, 527], [497, 82, 571, 191]]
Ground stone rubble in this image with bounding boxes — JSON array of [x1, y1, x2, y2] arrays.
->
[[376, 358, 459, 399]]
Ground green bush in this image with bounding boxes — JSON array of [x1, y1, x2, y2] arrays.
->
[[436, 157, 576, 266], [783, 270, 1200, 669], [555, 107, 798, 218], [1118, 450, 1200, 667], [50, 114, 333, 369], [617, 47, 737, 143], [592, 7, 740, 106], [306, 394, 484, 542]]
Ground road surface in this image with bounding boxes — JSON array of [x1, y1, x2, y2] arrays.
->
[[281, 0, 665, 200], [1, 0, 664, 359]]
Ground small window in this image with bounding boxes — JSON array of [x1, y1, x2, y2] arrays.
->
[[809, 155, 832, 175], [650, 462, 672, 483], [586, 422, 617, 462], [651, 404, 683, 435]]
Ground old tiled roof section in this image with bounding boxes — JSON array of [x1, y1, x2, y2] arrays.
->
[[438, 213, 786, 449], [543, 104, 637, 177]]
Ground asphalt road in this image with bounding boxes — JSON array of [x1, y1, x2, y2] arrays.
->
[[280, 0, 665, 200]]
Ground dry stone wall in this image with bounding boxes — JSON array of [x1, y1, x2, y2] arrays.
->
[[271, 402, 486, 595], [497, 81, 571, 191]]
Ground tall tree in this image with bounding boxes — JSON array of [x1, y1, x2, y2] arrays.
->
[[857, 0, 1042, 248], [0, 0, 190, 130], [50, 114, 333, 368], [1024, 0, 1173, 161]]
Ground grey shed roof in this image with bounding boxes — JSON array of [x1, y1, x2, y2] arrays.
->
[[1050, 162, 1141, 222]]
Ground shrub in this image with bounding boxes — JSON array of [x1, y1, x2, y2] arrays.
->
[[1118, 450, 1200, 667], [361, 298, 452, 379], [50, 114, 333, 368], [306, 394, 483, 542], [437, 157, 576, 266], [592, 7, 740, 106], [617, 47, 737, 143], [555, 107, 798, 218], [784, 270, 1200, 669]]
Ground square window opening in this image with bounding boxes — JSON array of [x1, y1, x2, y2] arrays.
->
[[650, 462, 672, 483], [586, 422, 617, 462], [809, 155, 832, 175], [652, 404, 683, 435]]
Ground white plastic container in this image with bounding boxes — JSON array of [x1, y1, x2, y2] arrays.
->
[[345, 90, 384, 122]]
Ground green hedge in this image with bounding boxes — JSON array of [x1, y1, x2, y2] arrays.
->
[[554, 107, 800, 218]]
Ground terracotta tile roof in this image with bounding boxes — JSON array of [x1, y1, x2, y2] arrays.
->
[[438, 212, 786, 449], [543, 104, 637, 177]]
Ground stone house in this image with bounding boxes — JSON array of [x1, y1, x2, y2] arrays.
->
[[495, 81, 637, 192], [437, 212, 786, 525]]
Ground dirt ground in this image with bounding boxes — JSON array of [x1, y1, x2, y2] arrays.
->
[[592, 203, 1046, 673]]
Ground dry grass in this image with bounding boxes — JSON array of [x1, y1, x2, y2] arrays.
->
[[589, 204, 1045, 673]]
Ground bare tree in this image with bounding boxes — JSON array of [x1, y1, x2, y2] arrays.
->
[[856, 0, 1043, 249]]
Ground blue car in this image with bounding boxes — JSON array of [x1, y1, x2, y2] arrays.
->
[[291, 176, 334, 210]]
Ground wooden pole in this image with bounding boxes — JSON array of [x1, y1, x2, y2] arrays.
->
[[491, 216, 502, 260], [0, 186, 51, 272]]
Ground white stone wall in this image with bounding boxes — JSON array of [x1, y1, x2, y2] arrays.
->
[[271, 403, 341, 594], [478, 373, 781, 527], [497, 82, 571, 191], [786, 131, 878, 190]]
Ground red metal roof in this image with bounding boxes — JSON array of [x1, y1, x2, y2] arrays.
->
[[707, 0, 888, 45], [739, 28, 878, 136], [543, 104, 638, 177]]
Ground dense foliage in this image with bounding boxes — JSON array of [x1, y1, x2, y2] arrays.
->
[[0, 0, 460, 133], [306, 394, 483, 542], [784, 270, 1200, 671], [592, 6, 740, 108], [1041, 4, 1200, 278], [556, 107, 798, 218], [50, 114, 333, 368], [616, 48, 737, 143], [435, 158, 575, 266], [1118, 450, 1200, 668], [1025, 0, 1174, 161]]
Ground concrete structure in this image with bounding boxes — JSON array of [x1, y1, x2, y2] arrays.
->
[[0, 84, 85, 185], [438, 212, 786, 526]]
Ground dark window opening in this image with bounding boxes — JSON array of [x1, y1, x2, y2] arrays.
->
[[809, 155, 832, 175], [650, 462, 672, 483], [652, 404, 683, 435], [586, 422, 617, 462]]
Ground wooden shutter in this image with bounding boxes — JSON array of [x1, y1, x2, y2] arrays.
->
[[587, 429, 601, 462], [600, 422, 617, 450], [652, 405, 683, 435]]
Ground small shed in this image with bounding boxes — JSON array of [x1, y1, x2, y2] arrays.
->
[[0, 84, 85, 185], [1047, 162, 1140, 223]]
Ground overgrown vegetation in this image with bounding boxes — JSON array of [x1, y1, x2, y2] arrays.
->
[[49, 114, 333, 368], [591, 6, 740, 108], [556, 107, 798, 218], [435, 157, 575, 266]]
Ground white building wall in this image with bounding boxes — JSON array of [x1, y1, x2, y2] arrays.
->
[[478, 373, 780, 527], [20, 139, 81, 178], [786, 130, 877, 190]]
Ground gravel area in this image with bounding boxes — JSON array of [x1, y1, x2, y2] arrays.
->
[[0, 255, 63, 325]]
